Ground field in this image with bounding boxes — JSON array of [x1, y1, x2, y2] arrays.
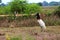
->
[[0, 26, 60, 40], [42, 6, 58, 14], [0, 6, 60, 40], [0, 0, 60, 39]]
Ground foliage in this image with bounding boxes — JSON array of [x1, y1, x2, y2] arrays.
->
[[0, 0, 42, 19], [24, 3, 42, 14], [0, 0, 1, 3], [49, 1, 59, 6], [0, 0, 42, 15], [42, 1, 60, 6], [10, 0, 42, 14], [10, 0, 27, 14], [10, 37, 22, 40], [37, 2, 42, 6], [42, 1, 48, 6], [0, 5, 11, 15], [54, 6, 60, 17]]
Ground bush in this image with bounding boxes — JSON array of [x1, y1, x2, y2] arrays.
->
[[24, 3, 42, 14], [54, 6, 60, 17], [0, 0, 42, 15]]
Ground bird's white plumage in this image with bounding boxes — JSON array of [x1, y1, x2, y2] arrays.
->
[[37, 19, 46, 29]]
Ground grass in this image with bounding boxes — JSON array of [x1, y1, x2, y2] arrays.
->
[[42, 6, 58, 14], [10, 37, 20, 40], [0, 26, 60, 40], [10, 36, 22, 40], [9, 32, 35, 40], [25, 34, 35, 40]]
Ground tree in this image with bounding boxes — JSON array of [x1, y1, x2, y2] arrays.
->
[[37, 2, 42, 6], [10, 0, 27, 14], [42, 1, 48, 6], [58, 2, 60, 5], [0, 3, 5, 6], [0, 0, 1, 3], [49, 1, 59, 6], [24, 3, 42, 14], [10, 0, 42, 14], [10, 0, 27, 19]]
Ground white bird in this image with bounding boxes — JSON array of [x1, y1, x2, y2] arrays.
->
[[36, 13, 46, 32]]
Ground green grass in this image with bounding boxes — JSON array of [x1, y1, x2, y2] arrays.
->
[[11, 37, 20, 40], [10, 36, 22, 40]]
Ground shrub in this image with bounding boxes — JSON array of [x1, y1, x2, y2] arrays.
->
[[54, 6, 60, 17]]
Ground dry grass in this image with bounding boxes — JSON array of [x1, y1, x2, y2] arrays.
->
[[0, 26, 60, 40]]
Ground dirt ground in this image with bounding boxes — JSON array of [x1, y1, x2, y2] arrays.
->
[[0, 26, 60, 40]]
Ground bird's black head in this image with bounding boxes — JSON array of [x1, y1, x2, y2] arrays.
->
[[36, 13, 39, 15], [36, 13, 41, 19]]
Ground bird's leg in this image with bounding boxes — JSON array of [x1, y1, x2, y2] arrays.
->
[[41, 27, 43, 32], [41, 27, 46, 32]]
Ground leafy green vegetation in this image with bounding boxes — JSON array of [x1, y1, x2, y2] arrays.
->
[[10, 37, 22, 40], [54, 6, 60, 17], [0, 0, 42, 15]]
